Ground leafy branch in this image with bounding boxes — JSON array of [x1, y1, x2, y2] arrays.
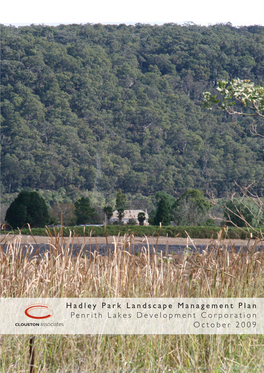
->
[[203, 79, 264, 137]]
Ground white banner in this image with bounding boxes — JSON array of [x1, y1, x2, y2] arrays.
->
[[0, 298, 263, 334]]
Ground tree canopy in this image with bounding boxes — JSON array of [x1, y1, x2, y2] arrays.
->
[[223, 198, 263, 228], [154, 197, 170, 226], [137, 212, 146, 226], [1, 23, 264, 202], [74, 197, 96, 224], [172, 189, 212, 226], [5, 190, 49, 228], [116, 189, 127, 224], [103, 205, 113, 224]]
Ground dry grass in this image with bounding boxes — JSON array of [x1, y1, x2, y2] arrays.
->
[[0, 230, 264, 372]]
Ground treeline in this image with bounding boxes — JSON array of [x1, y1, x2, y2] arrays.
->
[[5, 187, 263, 232], [1, 23, 264, 201], [3, 188, 215, 228]]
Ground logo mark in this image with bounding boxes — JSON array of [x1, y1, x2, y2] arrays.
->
[[25, 304, 54, 319]]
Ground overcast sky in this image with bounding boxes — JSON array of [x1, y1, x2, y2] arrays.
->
[[1, 0, 264, 27]]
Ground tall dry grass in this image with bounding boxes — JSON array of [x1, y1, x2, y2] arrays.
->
[[0, 230, 264, 372]]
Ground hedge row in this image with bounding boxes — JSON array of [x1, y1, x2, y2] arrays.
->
[[2, 225, 263, 240]]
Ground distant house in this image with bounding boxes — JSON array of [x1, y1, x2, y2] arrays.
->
[[110, 210, 149, 225]]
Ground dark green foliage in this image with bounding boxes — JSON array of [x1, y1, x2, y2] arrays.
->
[[155, 191, 176, 218], [103, 205, 113, 224], [128, 218, 137, 225], [5, 190, 49, 228], [16, 225, 260, 240], [126, 193, 154, 212], [138, 212, 146, 226], [149, 191, 175, 225], [205, 218, 216, 226], [74, 197, 96, 225], [116, 189, 126, 224], [1, 24, 264, 200], [223, 199, 263, 228], [172, 189, 212, 226], [154, 197, 170, 226]]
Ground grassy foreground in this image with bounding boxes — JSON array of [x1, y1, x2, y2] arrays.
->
[[0, 231, 264, 372]]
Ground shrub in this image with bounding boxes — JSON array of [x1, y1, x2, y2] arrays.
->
[[137, 212, 146, 226], [127, 218, 137, 225], [5, 190, 49, 228], [223, 198, 263, 228], [205, 218, 216, 226]]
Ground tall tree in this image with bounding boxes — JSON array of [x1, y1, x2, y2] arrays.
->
[[155, 191, 176, 219], [74, 197, 96, 225], [154, 197, 170, 226], [115, 189, 126, 224], [103, 205, 113, 225]]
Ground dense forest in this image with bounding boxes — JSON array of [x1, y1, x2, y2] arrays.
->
[[1, 23, 264, 210]]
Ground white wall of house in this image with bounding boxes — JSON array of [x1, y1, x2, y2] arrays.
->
[[110, 210, 149, 225]]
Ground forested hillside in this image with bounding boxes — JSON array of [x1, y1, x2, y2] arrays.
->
[[1, 23, 264, 204]]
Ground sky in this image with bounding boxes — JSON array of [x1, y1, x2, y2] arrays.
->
[[1, 0, 264, 27]]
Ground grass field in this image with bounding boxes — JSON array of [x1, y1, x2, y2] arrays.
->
[[0, 230, 264, 372]]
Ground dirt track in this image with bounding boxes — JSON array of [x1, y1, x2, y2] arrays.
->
[[1, 233, 262, 248]]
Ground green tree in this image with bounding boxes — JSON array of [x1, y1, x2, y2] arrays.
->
[[103, 205, 113, 225], [154, 197, 170, 226], [5, 190, 49, 228], [115, 189, 126, 224], [223, 198, 263, 228], [172, 189, 212, 226], [203, 78, 264, 136], [74, 197, 96, 225], [155, 191, 176, 218], [128, 218, 137, 225], [138, 212, 146, 226]]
